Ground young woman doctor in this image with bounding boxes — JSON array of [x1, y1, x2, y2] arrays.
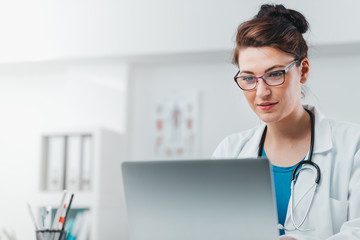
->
[[212, 4, 360, 240]]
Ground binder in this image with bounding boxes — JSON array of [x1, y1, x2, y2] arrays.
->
[[46, 136, 66, 191], [69, 211, 84, 238], [66, 210, 91, 240], [81, 135, 92, 191], [66, 136, 82, 191], [76, 211, 91, 240]]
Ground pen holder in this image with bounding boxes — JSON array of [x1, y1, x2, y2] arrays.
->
[[36, 229, 67, 240]]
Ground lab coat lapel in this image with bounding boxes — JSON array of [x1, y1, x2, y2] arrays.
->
[[237, 124, 266, 158], [284, 105, 333, 228], [304, 105, 332, 154]]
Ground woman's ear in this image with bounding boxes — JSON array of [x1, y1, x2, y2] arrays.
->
[[300, 58, 310, 84]]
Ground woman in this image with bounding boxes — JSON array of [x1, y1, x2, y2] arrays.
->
[[212, 4, 360, 240]]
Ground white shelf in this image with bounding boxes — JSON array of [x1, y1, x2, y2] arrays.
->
[[36, 127, 128, 240]]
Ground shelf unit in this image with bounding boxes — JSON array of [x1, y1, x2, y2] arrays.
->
[[35, 127, 128, 240]]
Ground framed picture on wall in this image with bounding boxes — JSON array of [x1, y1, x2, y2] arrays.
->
[[152, 91, 200, 159]]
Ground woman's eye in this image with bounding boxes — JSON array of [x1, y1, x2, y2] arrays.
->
[[268, 71, 283, 78], [242, 76, 255, 82]]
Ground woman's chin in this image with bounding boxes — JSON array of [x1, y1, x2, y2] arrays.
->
[[257, 113, 280, 124]]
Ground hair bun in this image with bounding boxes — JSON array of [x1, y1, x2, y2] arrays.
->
[[256, 4, 309, 34]]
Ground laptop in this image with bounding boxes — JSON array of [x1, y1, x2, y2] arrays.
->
[[122, 158, 279, 240]]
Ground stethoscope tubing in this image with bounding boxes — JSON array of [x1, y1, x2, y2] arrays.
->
[[257, 108, 320, 183], [258, 108, 321, 232]]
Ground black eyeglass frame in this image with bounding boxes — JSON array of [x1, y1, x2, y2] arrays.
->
[[233, 59, 300, 91]]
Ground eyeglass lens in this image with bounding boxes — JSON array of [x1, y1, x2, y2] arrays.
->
[[236, 70, 285, 90]]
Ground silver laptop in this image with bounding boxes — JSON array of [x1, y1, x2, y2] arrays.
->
[[122, 158, 279, 240]]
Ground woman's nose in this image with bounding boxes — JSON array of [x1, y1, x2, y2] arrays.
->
[[256, 78, 271, 98]]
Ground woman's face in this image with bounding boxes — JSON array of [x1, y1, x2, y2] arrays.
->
[[237, 47, 309, 124]]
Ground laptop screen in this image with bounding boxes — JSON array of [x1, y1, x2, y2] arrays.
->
[[122, 158, 279, 240]]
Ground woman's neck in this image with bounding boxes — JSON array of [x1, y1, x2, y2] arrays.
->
[[266, 107, 311, 142]]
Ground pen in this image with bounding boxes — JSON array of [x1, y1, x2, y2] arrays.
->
[[58, 203, 67, 230], [62, 193, 74, 230], [51, 190, 67, 230], [44, 206, 52, 229], [40, 207, 47, 229], [59, 193, 75, 240], [27, 202, 45, 240]]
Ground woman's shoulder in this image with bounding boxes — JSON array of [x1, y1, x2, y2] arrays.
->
[[313, 105, 360, 140], [328, 118, 360, 137], [326, 118, 360, 156], [222, 126, 262, 142], [212, 125, 264, 159]]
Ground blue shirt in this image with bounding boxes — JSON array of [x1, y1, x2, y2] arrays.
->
[[262, 149, 304, 236]]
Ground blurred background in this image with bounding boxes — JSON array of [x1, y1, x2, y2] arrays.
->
[[0, 0, 359, 239]]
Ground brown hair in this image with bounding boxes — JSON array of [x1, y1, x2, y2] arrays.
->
[[233, 4, 309, 66]]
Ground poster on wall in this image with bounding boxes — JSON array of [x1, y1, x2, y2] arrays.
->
[[152, 91, 200, 160]]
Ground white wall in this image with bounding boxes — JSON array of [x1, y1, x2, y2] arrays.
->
[[0, 0, 359, 62], [0, 61, 128, 239], [0, 64, 67, 239], [306, 54, 360, 123]]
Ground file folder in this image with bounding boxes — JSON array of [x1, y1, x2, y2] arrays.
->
[[46, 136, 66, 191]]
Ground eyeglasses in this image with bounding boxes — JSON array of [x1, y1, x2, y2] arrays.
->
[[233, 59, 300, 91]]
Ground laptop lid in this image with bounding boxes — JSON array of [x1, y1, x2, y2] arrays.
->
[[122, 158, 279, 240]]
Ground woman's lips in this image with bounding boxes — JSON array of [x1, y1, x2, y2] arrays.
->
[[257, 102, 278, 110]]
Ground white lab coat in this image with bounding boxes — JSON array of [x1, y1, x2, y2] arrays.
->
[[212, 105, 360, 239]]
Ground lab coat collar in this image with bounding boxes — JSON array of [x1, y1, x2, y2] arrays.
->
[[238, 124, 266, 158], [303, 105, 333, 154]]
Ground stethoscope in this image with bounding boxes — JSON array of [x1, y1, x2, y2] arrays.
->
[[257, 108, 321, 232]]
